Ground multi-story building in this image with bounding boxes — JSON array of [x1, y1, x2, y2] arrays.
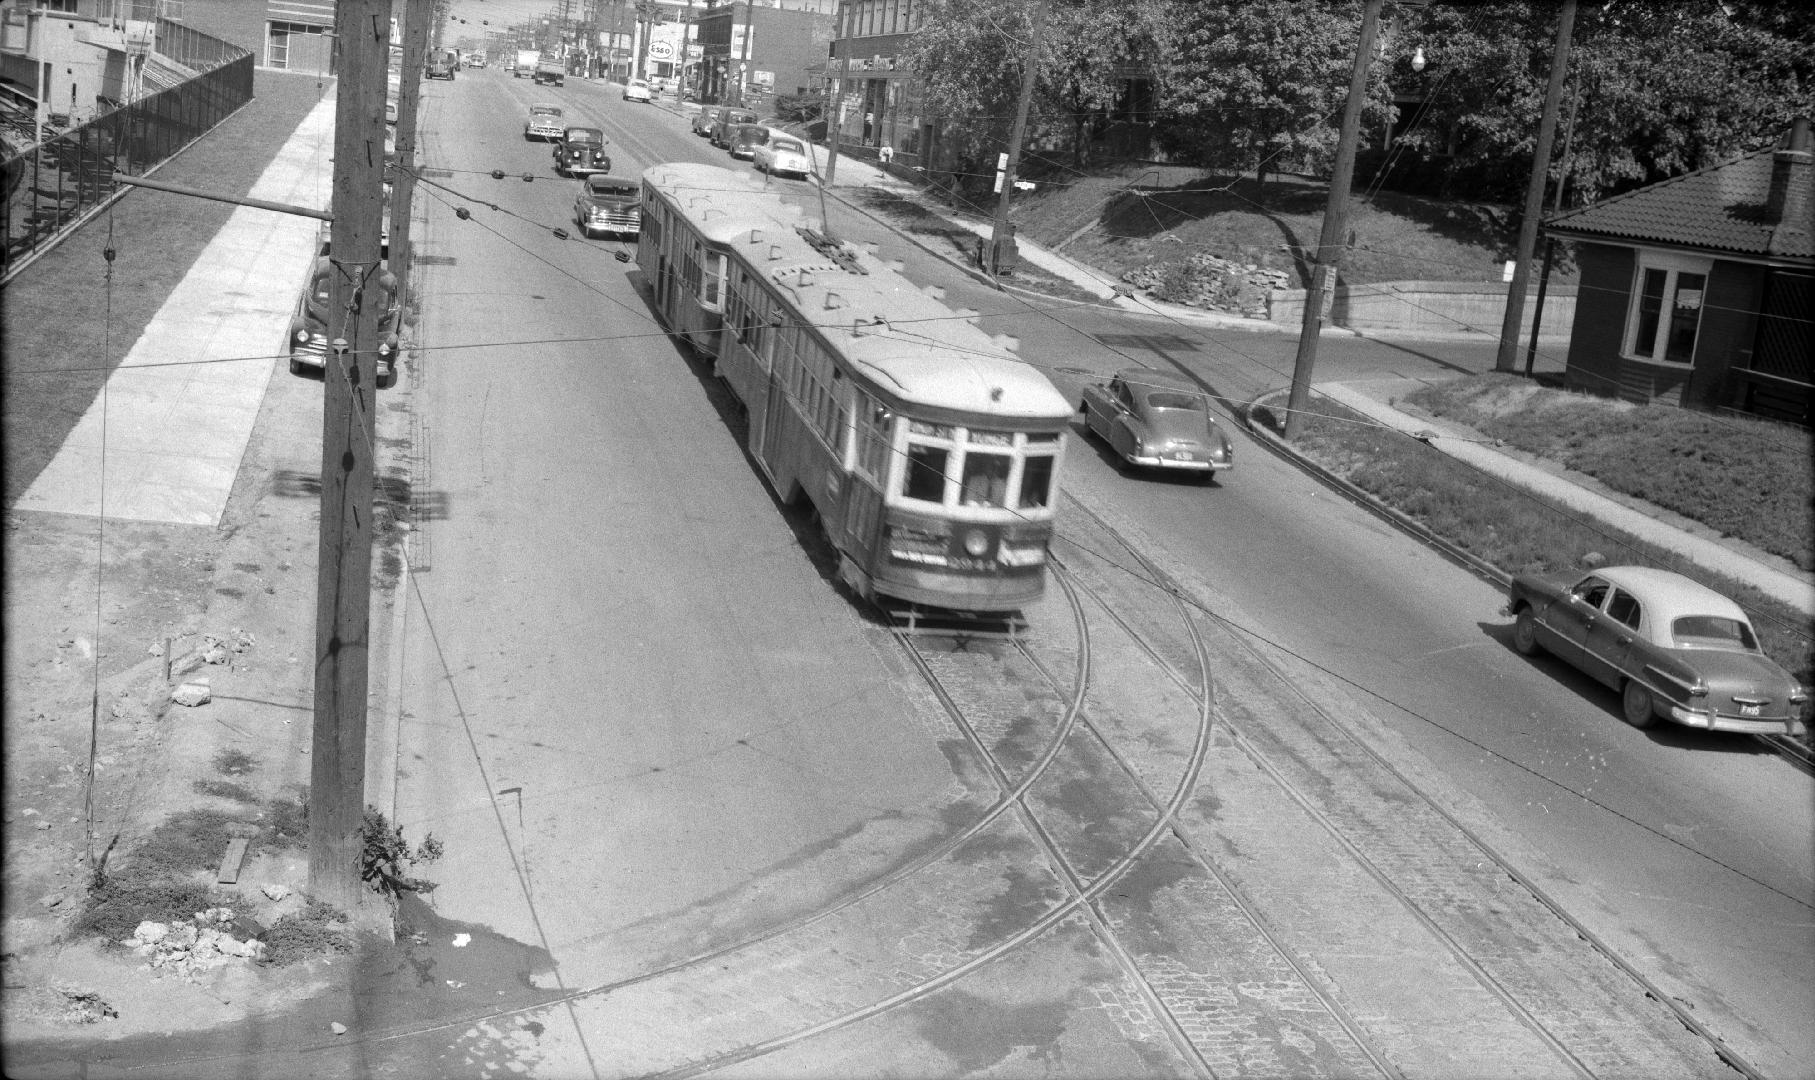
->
[[168, 0, 333, 74], [819, 0, 920, 159], [691, 0, 831, 107]]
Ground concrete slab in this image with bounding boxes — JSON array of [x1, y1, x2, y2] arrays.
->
[[16, 93, 336, 527]]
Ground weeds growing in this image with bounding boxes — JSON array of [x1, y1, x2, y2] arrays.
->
[[262, 899, 358, 967]]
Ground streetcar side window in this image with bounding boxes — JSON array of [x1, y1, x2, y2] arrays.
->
[[904, 444, 949, 502], [857, 395, 892, 481], [702, 251, 725, 310]]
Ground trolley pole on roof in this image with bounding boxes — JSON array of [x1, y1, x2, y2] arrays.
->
[[309, 0, 392, 911], [987, 0, 1045, 282]]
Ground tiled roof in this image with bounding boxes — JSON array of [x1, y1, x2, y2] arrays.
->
[[1546, 145, 1814, 261]]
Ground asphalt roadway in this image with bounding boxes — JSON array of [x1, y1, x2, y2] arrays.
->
[[4, 69, 1812, 1080]]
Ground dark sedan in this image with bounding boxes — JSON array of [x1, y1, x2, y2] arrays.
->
[[1078, 367, 1232, 476], [553, 127, 611, 177], [572, 175, 641, 238], [1507, 565, 1807, 735]]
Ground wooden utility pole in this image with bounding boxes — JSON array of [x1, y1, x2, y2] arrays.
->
[[310, 0, 392, 909], [988, 0, 1046, 280], [822, 0, 852, 185], [733, 0, 754, 106], [1496, 0, 1576, 372], [392, 0, 432, 295], [1283, 0, 1382, 440]]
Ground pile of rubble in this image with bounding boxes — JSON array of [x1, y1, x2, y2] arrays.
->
[[1120, 252, 1293, 319], [125, 907, 266, 982]]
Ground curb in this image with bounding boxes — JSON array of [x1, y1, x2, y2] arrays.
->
[[1240, 388, 1512, 591]]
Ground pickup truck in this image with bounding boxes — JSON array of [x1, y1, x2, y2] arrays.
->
[[534, 59, 565, 86], [514, 49, 539, 79]]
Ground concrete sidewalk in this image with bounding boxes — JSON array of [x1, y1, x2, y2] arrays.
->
[[15, 94, 335, 527]]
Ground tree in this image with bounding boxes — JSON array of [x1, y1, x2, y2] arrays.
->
[[1389, 0, 1815, 205], [1154, 0, 1395, 185], [903, 0, 1171, 178]]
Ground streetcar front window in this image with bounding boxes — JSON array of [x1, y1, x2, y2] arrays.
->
[[904, 443, 949, 502], [1019, 454, 1055, 509], [961, 452, 1011, 507]]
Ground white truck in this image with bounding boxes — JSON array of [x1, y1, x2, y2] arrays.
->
[[514, 49, 539, 78]]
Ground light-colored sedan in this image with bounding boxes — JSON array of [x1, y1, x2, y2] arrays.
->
[[1507, 565, 1808, 735], [524, 103, 564, 141], [752, 133, 813, 179], [622, 77, 652, 103], [1078, 367, 1232, 476]]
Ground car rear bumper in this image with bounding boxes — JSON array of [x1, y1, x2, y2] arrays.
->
[[1129, 454, 1231, 471], [1666, 704, 1807, 736]]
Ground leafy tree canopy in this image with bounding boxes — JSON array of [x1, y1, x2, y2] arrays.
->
[[1154, 0, 1395, 184], [1390, 0, 1814, 204], [902, 0, 1172, 175]]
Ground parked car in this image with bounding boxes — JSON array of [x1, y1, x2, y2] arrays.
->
[[573, 175, 642, 238], [1078, 368, 1233, 476], [623, 77, 653, 103], [726, 123, 770, 160], [1506, 566, 1808, 735], [709, 106, 760, 148], [752, 132, 813, 179], [426, 53, 456, 80], [552, 126, 610, 177], [288, 254, 401, 389], [524, 103, 564, 141], [690, 106, 716, 137]]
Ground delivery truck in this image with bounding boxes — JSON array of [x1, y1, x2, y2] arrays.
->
[[514, 49, 539, 78]]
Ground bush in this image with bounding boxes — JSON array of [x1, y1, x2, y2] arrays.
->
[[262, 898, 357, 967], [358, 808, 442, 899], [75, 872, 221, 945]]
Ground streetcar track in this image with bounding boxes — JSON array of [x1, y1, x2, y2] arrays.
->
[[1055, 490, 1764, 1080]]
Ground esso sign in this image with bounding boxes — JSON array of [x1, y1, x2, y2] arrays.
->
[[647, 40, 675, 61]]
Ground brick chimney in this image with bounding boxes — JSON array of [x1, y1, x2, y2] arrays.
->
[[1767, 117, 1811, 256]]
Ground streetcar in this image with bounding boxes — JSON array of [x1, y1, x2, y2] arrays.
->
[[637, 163, 1073, 614]]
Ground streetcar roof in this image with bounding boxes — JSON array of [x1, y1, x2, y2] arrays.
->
[[644, 164, 1073, 421]]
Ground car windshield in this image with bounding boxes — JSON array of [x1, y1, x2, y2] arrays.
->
[[585, 178, 637, 197], [565, 129, 603, 145], [772, 138, 803, 154], [1671, 615, 1760, 651], [1146, 392, 1204, 411]]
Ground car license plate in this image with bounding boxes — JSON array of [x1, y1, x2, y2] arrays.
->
[[1740, 703, 1761, 717]]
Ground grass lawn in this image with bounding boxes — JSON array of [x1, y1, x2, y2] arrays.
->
[[1008, 162, 1560, 291], [1, 71, 331, 505], [1403, 375, 1814, 573], [1253, 393, 1814, 686]]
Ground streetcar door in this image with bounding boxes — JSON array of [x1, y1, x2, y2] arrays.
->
[[759, 370, 786, 481]]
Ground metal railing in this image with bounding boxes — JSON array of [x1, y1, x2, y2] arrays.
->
[[1, 19, 252, 281]]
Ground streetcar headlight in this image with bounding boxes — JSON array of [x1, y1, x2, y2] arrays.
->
[[962, 529, 990, 558]]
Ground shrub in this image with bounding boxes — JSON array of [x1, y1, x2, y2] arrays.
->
[[74, 871, 221, 945], [358, 808, 442, 899], [262, 898, 357, 967]]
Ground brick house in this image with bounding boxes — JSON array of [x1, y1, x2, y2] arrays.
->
[[1545, 118, 1813, 426]]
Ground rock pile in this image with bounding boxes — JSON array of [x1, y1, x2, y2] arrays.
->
[[126, 907, 266, 982], [1120, 253, 1293, 319]]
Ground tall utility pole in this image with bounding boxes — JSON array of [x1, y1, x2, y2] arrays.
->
[[822, 0, 852, 186], [310, 0, 392, 909], [987, 0, 1045, 280], [391, 0, 432, 295], [1495, 0, 1576, 372], [1283, 0, 1383, 440], [733, 0, 754, 106]]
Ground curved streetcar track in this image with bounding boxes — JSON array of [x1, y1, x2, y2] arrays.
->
[[1055, 492, 1765, 1080]]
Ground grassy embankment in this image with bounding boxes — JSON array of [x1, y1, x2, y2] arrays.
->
[[1251, 376, 1813, 684]]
